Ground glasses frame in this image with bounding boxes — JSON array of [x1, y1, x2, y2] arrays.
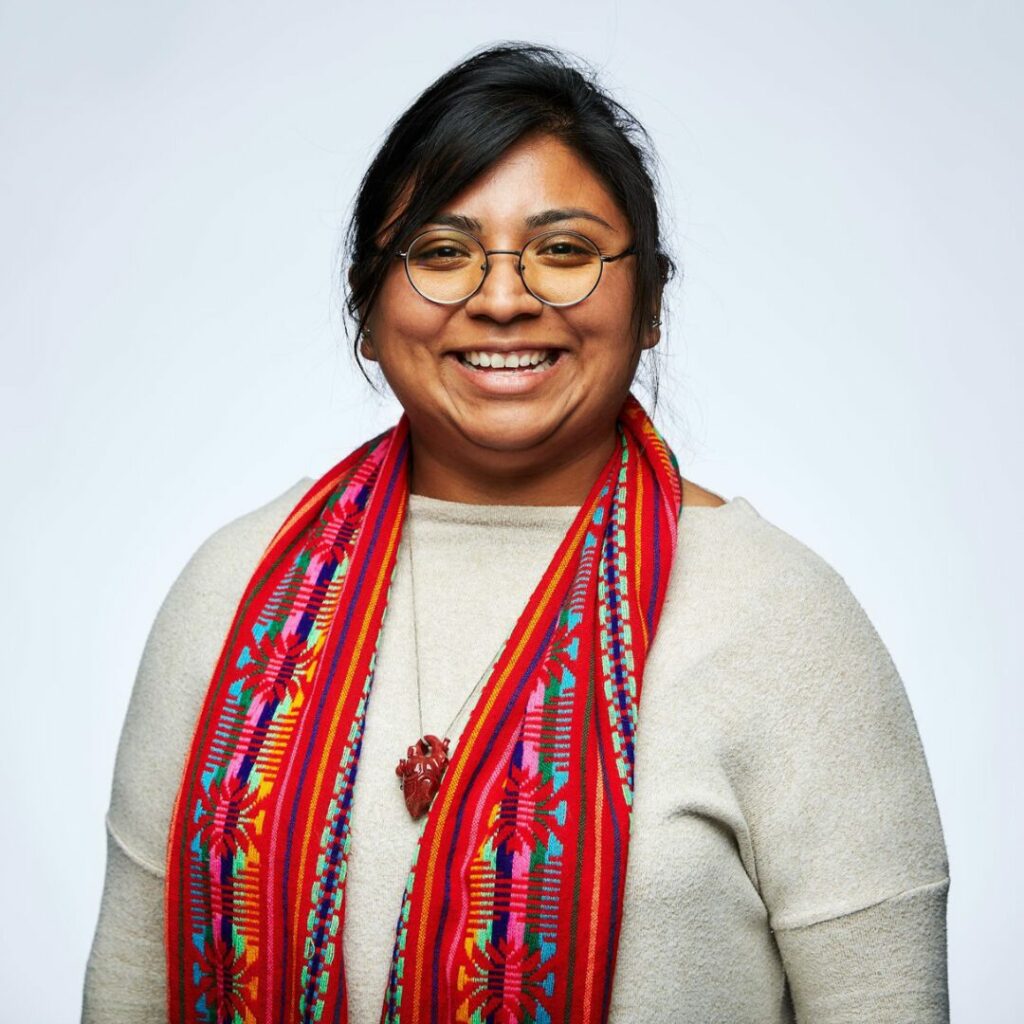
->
[[395, 227, 636, 308]]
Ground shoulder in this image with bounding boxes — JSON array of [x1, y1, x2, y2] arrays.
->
[[106, 476, 315, 870], [671, 495, 858, 627], [171, 476, 316, 598], [658, 495, 911, 729], [130, 476, 317, 676], [656, 498, 948, 918]]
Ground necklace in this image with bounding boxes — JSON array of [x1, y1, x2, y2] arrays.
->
[[394, 511, 503, 820]]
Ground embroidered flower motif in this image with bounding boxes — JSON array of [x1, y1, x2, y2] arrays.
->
[[312, 495, 361, 565], [194, 933, 257, 1024], [459, 936, 551, 1021], [195, 773, 261, 862], [491, 761, 559, 857], [237, 627, 316, 705]]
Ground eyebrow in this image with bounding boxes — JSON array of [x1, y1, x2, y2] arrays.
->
[[426, 207, 615, 233]]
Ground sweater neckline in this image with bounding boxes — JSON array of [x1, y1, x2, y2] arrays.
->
[[406, 491, 748, 528]]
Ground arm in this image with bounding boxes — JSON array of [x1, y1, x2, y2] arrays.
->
[[80, 528, 229, 1024], [774, 877, 949, 1021], [81, 478, 312, 1023], [81, 821, 167, 1023], [742, 559, 950, 1022]]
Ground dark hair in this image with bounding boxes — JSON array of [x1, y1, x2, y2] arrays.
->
[[342, 41, 678, 409]]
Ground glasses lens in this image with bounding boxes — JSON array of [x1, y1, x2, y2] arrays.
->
[[405, 229, 485, 303], [522, 232, 602, 305]]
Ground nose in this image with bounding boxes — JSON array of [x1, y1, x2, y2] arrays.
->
[[464, 252, 543, 322]]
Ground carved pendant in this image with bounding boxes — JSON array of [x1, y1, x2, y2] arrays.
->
[[395, 734, 451, 819]]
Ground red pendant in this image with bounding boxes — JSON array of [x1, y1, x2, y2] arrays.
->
[[395, 734, 451, 819]]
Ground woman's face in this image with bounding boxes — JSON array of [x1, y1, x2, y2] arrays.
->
[[362, 132, 659, 500]]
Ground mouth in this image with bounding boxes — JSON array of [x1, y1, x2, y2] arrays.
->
[[450, 348, 564, 374], [446, 347, 566, 395]]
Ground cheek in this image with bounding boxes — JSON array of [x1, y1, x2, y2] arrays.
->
[[568, 282, 637, 356], [372, 269, 449, 343]]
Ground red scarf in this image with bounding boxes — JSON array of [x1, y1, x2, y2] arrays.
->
[[165, 392, 683, 1023]]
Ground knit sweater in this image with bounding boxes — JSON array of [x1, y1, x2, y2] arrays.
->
[[82, 479, 950, 1023]]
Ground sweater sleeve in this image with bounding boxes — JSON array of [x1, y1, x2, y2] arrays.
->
[[739, 556, 951, 1022], [81, 479, 312, 1024], [81, 822, 167, 1023]]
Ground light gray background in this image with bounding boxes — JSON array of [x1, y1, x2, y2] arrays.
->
[[2, 2, 1019, 1020]]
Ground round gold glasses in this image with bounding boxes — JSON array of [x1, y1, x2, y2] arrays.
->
[[395, 227, 636, 307]]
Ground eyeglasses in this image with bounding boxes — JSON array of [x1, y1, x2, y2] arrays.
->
[[395, 227, 636, 307]]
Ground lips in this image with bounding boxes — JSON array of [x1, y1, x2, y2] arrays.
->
[[446, 346, 565, 394]]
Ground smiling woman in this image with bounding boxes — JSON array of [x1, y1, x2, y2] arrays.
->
[[82, 41, 950, 1024], [359, 132, 656, 505]]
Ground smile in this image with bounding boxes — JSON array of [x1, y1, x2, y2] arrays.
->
[[456, 349, 562, 372]]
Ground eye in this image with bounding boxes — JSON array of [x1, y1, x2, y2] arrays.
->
[[416, 243, 472, 259], [407, 233, 477, 268], [530, 234, 600, 265], [422, 244, 468, 260], [542, 241, 586, 255]]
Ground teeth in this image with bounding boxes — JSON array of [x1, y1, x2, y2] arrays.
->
[[460, 349, 555, 369]]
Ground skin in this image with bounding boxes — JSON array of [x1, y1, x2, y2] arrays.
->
[[359, 132, 725, 509]]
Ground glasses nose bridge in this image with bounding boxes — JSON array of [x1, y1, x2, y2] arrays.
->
[[477, 247, 530, 297], [481, 247, 526, 277]]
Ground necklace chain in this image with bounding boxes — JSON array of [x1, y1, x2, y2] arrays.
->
[[407, 513, 503, 744]]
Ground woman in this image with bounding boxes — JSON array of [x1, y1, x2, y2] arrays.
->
[[82, 42, 950, 1024]]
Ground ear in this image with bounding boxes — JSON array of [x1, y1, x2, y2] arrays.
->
[[642, 257, 670, 351], [642, 308, 662, 351], [348, 265, 375, 360], [642, 323, 661, 351], [359, 326, 377, 362]]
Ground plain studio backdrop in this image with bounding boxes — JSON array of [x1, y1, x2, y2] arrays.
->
[[1, 1, 1019, 1020]]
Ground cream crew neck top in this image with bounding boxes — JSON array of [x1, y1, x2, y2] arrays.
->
[[82, 482, 950, 1023]]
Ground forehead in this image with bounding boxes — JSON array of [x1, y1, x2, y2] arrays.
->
[[432, 134, 626, 229]]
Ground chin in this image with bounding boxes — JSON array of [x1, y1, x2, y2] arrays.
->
[[455, 414, 563, 455]]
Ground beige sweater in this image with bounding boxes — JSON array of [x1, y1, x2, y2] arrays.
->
[[82, 480, 950, 1023]]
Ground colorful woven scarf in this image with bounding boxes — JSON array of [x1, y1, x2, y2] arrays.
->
[[165, 391, 683, 1023]]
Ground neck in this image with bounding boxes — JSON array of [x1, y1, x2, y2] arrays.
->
[[407, 427, 619, 506]]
